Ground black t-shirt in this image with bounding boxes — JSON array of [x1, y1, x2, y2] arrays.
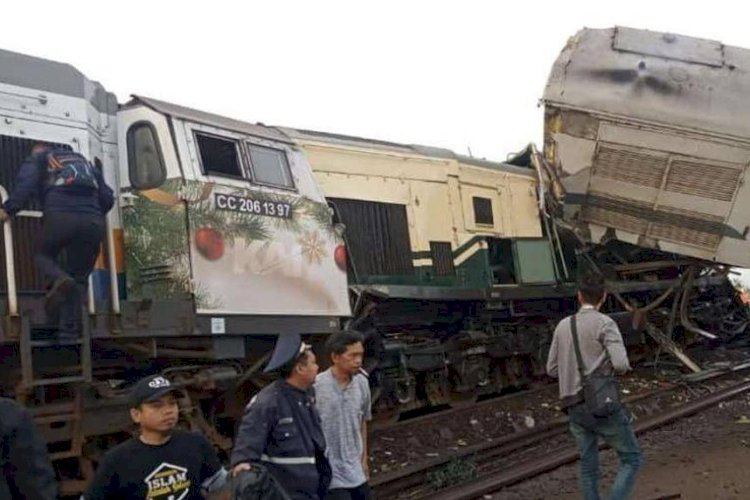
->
[[84, 431, 223, 500]]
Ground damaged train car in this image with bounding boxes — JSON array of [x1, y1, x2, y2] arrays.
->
[[542, 26, 750, 266]]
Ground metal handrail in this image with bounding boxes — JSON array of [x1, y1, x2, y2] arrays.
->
[[0, 185, 19, 316], [87, 276, 95, 315], [105, 215, 120, 314]]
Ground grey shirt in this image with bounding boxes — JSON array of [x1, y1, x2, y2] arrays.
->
[[546, 305, 631, 400], [314, 369, 371, 489]]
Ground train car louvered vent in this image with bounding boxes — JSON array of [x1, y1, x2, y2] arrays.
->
[[649, 222, 722, 249], [581, 204, 649, 235], [429, 241, 455, 276], [329, 197, 414, 277], [581, 194, 650, 235], [592, 145, 667, 188], [650, 204, 724, 249], [665, 160, 742, 202], [582, 193, 725, 250]]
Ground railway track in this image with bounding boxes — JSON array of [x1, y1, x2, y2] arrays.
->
[[371, 383, 555, 431], [371, 363, 750, 499]]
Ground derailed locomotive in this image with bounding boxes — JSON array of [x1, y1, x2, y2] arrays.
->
[[0, 26, 747, 493]]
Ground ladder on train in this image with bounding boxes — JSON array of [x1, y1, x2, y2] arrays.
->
[[19, 317, 93, 387], [0, 181, 102, 463], [18, 316, 92, 461]]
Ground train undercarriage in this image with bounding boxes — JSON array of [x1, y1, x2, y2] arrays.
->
[[355, 242, 749, 422]]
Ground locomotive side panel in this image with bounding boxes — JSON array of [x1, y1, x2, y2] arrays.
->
[[295, 135, 547, 289]]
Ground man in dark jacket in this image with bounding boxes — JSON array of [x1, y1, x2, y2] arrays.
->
[[0, 397, 57, 499], [231, 334, 331, 499], [0, 143, 114, 337]]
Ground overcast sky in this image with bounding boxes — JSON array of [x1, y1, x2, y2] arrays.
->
[[2, 0, 747, 163], [4, 1, 750, 282]]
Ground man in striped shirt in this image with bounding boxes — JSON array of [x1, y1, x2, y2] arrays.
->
[[314, 331, 372, 500]]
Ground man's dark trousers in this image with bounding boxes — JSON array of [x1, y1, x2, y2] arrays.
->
[[36, 211, 105, 336]]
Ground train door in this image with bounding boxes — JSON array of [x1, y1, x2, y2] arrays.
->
[[117, 104, 194, 309]]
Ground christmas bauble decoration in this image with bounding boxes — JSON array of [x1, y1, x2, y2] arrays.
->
[[195, 227, 224, 261], [334, 244, 347, 271]]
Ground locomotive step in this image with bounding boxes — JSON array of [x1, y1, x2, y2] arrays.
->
[[30, 339, 84, 347], [29, 375, 87, 387], [21, 319, 92, 388]]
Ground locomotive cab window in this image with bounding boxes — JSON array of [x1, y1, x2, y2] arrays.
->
[[473, 196, 494, 226], [247, 143, 294, 189], [196, 133, 244, 178], [127, 122, 166, 189]]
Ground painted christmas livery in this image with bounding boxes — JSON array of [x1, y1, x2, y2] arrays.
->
[[124, 179, 348, 315]]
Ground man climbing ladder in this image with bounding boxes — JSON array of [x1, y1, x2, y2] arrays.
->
[[0, 143, 114, 338]]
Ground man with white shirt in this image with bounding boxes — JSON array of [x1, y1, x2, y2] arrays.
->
[[546, 273, 643, 500], [314, 331, 373, 500]]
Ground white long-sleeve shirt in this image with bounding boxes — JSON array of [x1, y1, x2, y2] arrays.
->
[[546, 305, 631, 401]]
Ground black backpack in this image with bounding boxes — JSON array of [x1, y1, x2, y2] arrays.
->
[[232, 466, 291, 500], [41, 149, 99, 191]]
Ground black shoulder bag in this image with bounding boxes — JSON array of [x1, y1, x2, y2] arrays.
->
[[232, 465, 292, 500], [570, 315, 622, 417]]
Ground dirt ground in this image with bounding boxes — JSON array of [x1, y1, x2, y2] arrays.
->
[[491, 391, 750, 500], [370, 371, 670, 478]]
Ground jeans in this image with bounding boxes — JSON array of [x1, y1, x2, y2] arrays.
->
[[325, 482, 373, 500], [36, 211, 105, 335], [568, 405, 644, 500]]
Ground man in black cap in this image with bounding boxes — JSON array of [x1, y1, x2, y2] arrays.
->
[[231, 333, 331, 499], [0, 397, 57, 499], [83, 374, 227, 499]]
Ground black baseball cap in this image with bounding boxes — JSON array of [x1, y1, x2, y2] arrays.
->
[[129, 375, 180, 408]]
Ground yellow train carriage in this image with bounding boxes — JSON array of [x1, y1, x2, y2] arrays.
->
[[284, 128, 558, 290]]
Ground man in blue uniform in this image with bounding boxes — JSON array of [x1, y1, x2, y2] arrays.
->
[[0, 143, 114, 338], [231, 334, 331, 499]]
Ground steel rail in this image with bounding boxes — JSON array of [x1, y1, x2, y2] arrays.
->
[[430, 379, 750, 500]]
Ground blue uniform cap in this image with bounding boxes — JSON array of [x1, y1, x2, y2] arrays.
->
[[264, 333, 310, 373]]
